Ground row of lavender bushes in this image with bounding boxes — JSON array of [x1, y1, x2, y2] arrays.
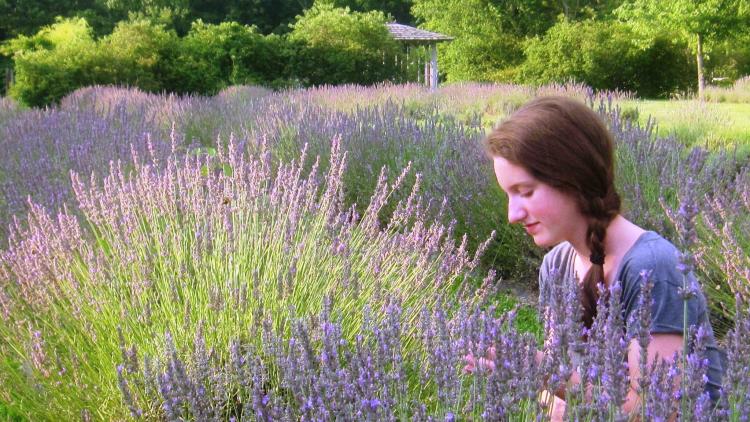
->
[[704, 76, 750, 103], [115, 263, 750, 421], [0, 83, 748, 418], [1, 82, 746, 317], [2, 131, 750, 420], [0, 82, 546, 280]]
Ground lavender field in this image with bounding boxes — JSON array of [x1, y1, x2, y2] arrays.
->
[[0, 83, 749, 420]]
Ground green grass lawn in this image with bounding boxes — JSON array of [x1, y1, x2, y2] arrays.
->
[[619, 100, 750, 152]]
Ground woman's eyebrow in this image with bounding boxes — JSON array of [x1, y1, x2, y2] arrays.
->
[[507, 181, 535, 192]]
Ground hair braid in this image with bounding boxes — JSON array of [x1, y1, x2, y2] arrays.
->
[[580, 191, 621, 327]]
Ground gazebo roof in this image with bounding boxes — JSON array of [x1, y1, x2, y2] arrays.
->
[[386, 23, 453, 44]]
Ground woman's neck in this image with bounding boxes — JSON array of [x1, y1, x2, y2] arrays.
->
[[570, 215, 646, 281]]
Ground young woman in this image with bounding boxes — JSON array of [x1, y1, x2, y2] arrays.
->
[[469, 96, 723, 418]]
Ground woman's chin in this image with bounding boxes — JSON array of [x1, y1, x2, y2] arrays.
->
[[531, 235, 555, 248]]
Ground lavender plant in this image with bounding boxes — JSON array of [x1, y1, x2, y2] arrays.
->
[[0, 83, 637, 282], [2, 83, 748, 321], [0, 137, 490, 419], [0, 89, 176, 242], [0, 96, 20, 125], [113, 262, 744, 421], [704, 76, 750, 104], [0, 84, 539, 279]]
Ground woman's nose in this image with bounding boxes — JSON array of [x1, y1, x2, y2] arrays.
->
[[507, 197, 526, 224]]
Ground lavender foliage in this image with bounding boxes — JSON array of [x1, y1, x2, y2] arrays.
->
[[2, 83, 750, 420]]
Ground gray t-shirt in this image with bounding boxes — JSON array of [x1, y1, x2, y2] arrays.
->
[[539, 231, 723, 399]]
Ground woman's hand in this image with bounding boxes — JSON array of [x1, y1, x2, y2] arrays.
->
[[463, 346, 496, 374], [464, 347, 544, 374]]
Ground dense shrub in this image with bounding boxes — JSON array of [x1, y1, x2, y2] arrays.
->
[[440, 30, 523, 83], [4, 7, 409, 106], [410, 0, 527, 83], [164, 21, 295, 95], [98, 19, 180, 92], [5, 18, 99, 107], [5, 18, 179, 106], [519, 20, 695, 98], [288, 4, 402, 85], [4, 18, 296, 106]]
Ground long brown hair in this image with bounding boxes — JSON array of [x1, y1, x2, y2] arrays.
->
[[484, 96, 621, 327]]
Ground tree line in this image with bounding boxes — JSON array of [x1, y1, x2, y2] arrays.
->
[[1, 0, 748, 105]]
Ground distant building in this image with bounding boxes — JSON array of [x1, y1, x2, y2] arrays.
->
[[386, 23, 452, 89]]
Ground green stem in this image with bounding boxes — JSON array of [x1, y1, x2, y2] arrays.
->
[[681, 271, 689, 420]]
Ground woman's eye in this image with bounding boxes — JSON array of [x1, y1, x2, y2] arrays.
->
[[520, 190, 533, 198]]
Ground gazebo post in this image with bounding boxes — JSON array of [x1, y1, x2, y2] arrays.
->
[[429, 44, 438, 90], [416, 49, 421, 84], [424, 53, 430, 88], [418, 49, 423, 84]]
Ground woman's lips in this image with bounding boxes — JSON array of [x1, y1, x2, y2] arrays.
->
[[524, 222, 540, 234]]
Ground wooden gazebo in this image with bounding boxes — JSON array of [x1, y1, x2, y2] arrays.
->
[[386, 23, 453, 89]]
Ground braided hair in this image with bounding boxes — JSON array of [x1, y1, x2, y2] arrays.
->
[[485, 96, 621, 327]]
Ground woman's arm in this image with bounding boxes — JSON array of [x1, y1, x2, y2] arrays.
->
[[547, 334, 683, 409], [623, 333, 684, 415]]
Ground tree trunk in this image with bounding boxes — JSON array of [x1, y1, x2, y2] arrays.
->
[[696, 32, 705, 101]]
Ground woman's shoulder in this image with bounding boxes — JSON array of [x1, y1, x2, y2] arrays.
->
[[618, 231, 685, 286], [539, 242, 577, 307], [622, 231, 680, 266], [541, 241, 576, 270]]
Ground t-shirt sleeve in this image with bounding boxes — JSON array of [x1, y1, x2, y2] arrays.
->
[[619, 242, 708, 335], [538, 243, 569, 312]]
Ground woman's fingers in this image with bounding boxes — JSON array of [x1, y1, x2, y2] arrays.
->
[[486, 346, 496, 360], [463, 352, 478, 373], [463, 351, 496, 373], [476, 357, 496, 372]]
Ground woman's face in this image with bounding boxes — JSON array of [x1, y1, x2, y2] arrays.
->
[[492, 156, 586, 248]]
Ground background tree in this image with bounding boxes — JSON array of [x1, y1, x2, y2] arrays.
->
[[709, 30, 750, 82], [410, 0, 624, 82], [616, 0, 750, 99], [3, 17, 98, 105], [288, 3, 401, 85], [186, 0, 314, 34], [519, 19, 695, 97], [328, 0, 415, 23], [0, 0, 104, 39], [93, 0, 190, 33], [163, 21, 293, 93], [411, 0, 526, 81]]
